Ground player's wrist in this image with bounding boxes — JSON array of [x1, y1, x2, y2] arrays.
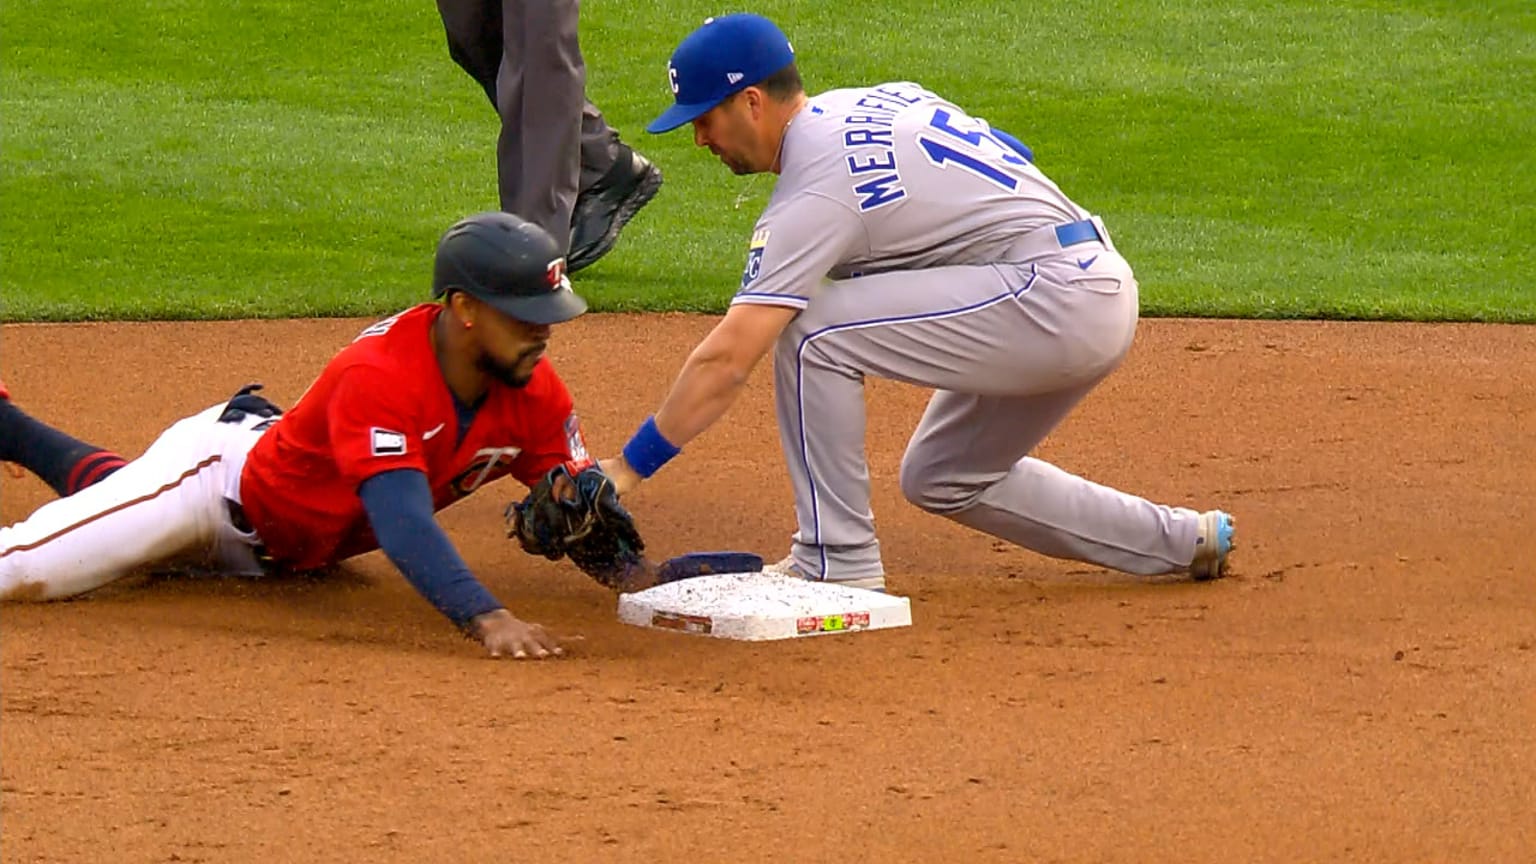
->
[[621, 415, 681, 479], [466, 607, 511, 637], [598, 456, 643, 497]]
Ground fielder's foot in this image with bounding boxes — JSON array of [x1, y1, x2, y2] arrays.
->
[[567, 144, 663, 273], [1189, 510, 1236, 580], [764, 555, 887, 593]]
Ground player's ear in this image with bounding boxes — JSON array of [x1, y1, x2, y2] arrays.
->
[[742, 86, 765, 119], [446, 289, 478, 329]]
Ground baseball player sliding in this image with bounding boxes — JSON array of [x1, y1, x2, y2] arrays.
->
[[601, 13, 1235, 591], [0, 212, 696, 659]]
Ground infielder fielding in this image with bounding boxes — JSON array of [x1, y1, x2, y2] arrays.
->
[[602, 14, 1235, 592], [0, 212, 675, 659]]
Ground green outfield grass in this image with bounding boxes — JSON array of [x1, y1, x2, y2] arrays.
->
[[2, 0, 1532, 322]]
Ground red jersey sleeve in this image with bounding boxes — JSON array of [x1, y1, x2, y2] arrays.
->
[[327, 365, 432, 488], [507, 362, 588, 487]]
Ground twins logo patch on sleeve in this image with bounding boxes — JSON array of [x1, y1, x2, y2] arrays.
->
[[370, 427, 407, 456]]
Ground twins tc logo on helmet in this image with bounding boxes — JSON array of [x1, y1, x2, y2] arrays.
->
[[545, 258, 569, 293]]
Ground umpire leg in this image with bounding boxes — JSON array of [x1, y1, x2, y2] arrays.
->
[[435, 0, 504, 108], [437, 0, 648, 265], [437, 0, 619, 182], [579, 101, 621, 190], [434, 0, 585, 249], [499, 0, 584, 253]]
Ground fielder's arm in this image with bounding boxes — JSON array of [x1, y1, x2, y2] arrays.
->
[[604, 303, 799, 494]]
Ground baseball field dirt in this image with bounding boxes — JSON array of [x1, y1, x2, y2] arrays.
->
[[2, 315, 1532, 863]]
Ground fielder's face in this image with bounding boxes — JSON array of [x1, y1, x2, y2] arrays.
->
[[692, 90, 773, 175]]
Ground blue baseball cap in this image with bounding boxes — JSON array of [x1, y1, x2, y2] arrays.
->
[[646, 14, 795, 134]]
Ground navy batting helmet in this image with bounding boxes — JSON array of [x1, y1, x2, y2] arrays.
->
[[431, 211, 588, 325]]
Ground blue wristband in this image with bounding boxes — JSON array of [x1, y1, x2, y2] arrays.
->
[[622, 416, 681, 479]]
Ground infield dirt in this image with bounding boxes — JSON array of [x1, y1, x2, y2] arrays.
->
[[2, 315, 1532, 863]]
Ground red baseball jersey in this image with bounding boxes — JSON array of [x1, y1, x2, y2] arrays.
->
[[238, 304, 588, 569]]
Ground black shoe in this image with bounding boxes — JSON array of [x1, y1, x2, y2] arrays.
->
[[567, 145, 663, 273]]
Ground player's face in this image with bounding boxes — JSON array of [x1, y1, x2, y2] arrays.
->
[[692, 93, 770, 175], [473, 307, 551, 388]]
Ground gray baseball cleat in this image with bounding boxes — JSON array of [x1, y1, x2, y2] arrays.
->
[[1189, 510, 1236, 580], [764, 555, 887, 593]]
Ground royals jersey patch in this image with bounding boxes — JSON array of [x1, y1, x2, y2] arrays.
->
[[740, 228, 770, 290]]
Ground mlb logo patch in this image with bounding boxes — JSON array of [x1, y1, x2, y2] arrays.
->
[[371, 427, 407, 456]]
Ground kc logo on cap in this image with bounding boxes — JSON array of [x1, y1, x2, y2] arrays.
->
[[646, 13, 796, 134]]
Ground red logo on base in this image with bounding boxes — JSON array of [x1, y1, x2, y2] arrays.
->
[[651, 612, 714, 634]]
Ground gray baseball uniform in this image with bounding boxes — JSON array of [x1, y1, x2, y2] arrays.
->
[[735, 82, 1203, 582]]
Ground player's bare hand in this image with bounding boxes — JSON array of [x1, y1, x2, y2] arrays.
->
[[470, 609, 564, 660], [549, 466, 577, 504], [599, 456, 643, 498]]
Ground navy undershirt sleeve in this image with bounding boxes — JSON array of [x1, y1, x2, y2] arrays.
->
[[992, 127, 1035, 164], [357, 468, 503, 628]]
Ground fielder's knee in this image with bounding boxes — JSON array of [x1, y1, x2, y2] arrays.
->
[[898, 459, 981, 515]]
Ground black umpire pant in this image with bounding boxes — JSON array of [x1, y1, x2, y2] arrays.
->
[[434, 0, 622, 254]]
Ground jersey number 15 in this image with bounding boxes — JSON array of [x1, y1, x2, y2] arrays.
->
[[916, 108, 1032, 192]]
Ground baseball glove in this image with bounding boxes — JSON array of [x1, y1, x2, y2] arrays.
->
[[506, 461, 645, 590]]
